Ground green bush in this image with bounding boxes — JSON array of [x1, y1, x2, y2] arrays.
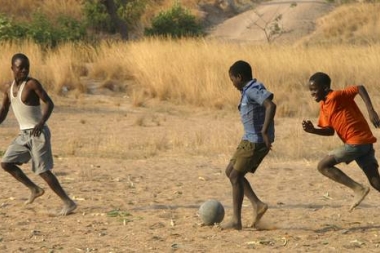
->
[[27, 13, 86, 47], [27, 13, 59, 46], [0, 12, 86, 47], [83, 0, 147, 34], [83, 0, 114, 33], [0, 14, 27, 40], [118, 0, 146, 26], [56, 15, 87, 43], [145, 2, 204, 38]]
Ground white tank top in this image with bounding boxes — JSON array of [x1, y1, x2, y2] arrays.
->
[[10, 80, 43, 130]]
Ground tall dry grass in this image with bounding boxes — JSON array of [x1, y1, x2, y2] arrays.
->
[[0, 0, 84, 21], [2, 40, 379, 163], [307, 3, 380, 45], [1, 38, 380, 118], [93, 38, 380, 118]]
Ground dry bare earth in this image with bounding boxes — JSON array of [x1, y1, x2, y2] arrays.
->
[[208, 0, 334, 44], [0, 91, 380, 252]]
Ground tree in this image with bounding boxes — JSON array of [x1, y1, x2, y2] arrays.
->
[[251, 2, 297, 43], [145, 2, 203, 38], [84, 0, 147, 40], [100, 0, 128, 39]]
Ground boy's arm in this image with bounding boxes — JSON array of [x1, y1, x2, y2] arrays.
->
[[29, 79, 54, 136], [302, 120, 334, 136], [358, 85, 380, 128], [261, 98, 276, 149], [0, 84, 11, 124]]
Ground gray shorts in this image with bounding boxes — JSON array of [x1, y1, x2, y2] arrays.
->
[[329, 143, 378, 169], [2, 126, 54, 174]]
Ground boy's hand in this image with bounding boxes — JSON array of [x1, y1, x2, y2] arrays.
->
[[261, 132, 272, 150], [302, 120, 315, 133], [369, 110, 380, 128], [32, 122, 44, 136]]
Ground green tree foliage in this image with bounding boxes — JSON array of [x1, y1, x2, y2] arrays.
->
[[118, 0, 146, 26], [144, 2, 204, 38], [83, 0, 146, 34], [84, 0, 114, 33], [0, 15, 27, 40], [0, 13, 86, 47]]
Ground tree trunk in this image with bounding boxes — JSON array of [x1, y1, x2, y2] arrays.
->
[[101, 0, 129, 40]]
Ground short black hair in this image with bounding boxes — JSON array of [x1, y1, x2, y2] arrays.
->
[[229, 60, 253, 80], [309, 72, 331, 88], [11, 53, 29, 65]]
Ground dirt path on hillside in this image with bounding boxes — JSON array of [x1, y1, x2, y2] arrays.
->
[[208, 0, 334, 44]]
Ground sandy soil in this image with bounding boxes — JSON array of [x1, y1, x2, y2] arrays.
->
[[0, 92, 380, 253]]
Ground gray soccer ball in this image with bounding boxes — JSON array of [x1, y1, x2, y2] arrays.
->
[[199, 199, 225, 225]]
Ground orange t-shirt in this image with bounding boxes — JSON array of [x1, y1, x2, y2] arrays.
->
[[318, 86, 376, 144]]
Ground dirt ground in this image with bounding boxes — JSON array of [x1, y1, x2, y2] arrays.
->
[[0, 91, 380, 253]]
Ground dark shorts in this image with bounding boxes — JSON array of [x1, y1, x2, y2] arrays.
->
[[230, 140, 270, 174], [2, 126, 54, 174], [329, 143, 378, 170]]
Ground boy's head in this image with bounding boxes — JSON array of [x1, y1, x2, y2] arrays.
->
[[308, 72, 331, 102], [11, 53, 29, 65], [229, 60, 253, 91], [11, 53, 30, 82]]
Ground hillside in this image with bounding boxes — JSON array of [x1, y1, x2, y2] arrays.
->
[[206, 0, 335, 44]]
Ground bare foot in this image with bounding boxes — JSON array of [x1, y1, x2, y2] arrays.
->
[[220, 220, 242, 230], [250, 203, 268, 228], [57, 200, 77, 216], [349, 186, 370, 212], [24, 187, 45, 205]]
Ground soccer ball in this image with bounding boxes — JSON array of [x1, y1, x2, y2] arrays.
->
[[199, 199, 225, 225]]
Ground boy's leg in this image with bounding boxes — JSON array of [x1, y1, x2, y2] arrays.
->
[[222, 165, 245, 230], [357, 146, 380, 192], [1, 162, 45, 204], [222, 163, 267, 230], [318, 155, 369, 211], [360, 164, 380, 191], [39, 170, 77, 216], [242, 177, 268, 228], [244, 144, 269, 227], [222, 142, 269, 230]]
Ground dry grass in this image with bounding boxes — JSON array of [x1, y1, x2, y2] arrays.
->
[[93, 39, 380, 118], [0, 40, 43, 84], [0, 2, 379, 120], [307, 3, 380, 45], [0, 0, 84, 21], [32, 93, 351, 163], [1, 38, 380, 118]]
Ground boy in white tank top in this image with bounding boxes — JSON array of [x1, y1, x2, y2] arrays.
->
[[0, 53, 76, 216]]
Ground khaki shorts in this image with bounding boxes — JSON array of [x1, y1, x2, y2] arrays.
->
[[2, 126, 54, 174], [230, 140, 269, 174]]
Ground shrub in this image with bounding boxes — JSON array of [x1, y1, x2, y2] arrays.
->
[[83, 0, 114, 33], [83, 0, 147, 34], [28, 13, 86, 47], [0, 14, 27, 40], [56, 15, 87, 43], [0, 12, 86, 47], [145, 2, 204, 38]]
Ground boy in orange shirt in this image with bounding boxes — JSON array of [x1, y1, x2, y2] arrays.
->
[[302, 72, 380, 211]]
